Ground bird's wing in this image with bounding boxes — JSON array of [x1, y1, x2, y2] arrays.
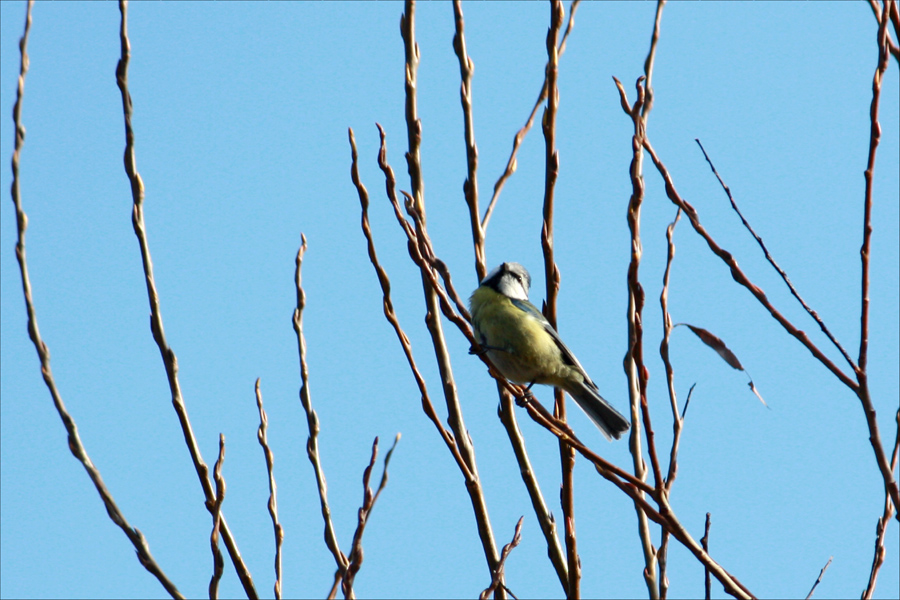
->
[[510, 298, 599, 390]]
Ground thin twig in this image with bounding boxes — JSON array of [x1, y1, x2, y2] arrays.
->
[[805, 556, 832, 600], [661, 208, 684, 495], [695, 139, 857, 372], [633, 128, 860, 394], [326, 569, 341, 600], [862, 408, 899, 599], [481, 518, 525, 600], [622, 8, 668, 597], [401, 3, 503, 588], [352, 126, 472, 478], [451, 5, 567, 586], [292, 236, 351, 595], [116, 3, 256, 596], [867, 0, 900, 61], [641, 1, 666, 121], [520, 397, 754, 600], [10, 4, 182, 597], [701, 513, 711, 600], [616, 72, 661, 600], [482, 0, 581, 233], [451, 0, 486, 280], [255, 380, 283, 600], [495, 390, 569, 590], [857, 0, 900, 514], [658, 206, 681, 600], [343, 434, 401, 596], [209, 435, 226, 600], [538, 2, 578, 597]]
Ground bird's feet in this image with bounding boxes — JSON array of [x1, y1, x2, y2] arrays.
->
[[515, 382, 536, 407]]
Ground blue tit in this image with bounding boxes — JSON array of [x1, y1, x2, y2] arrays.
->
[[469, 262, 630, 441]]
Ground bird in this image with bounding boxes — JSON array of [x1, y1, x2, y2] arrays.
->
[[469, 261, 630, 440]]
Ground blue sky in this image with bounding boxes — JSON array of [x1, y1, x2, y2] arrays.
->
[[1, 2, 897, 599]]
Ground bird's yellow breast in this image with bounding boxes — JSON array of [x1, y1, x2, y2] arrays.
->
[[469, 285, 573, 386]]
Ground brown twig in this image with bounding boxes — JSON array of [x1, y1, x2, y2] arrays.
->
[[377, 83, 504, 588], [292, 236, 351, 595], [209, 435, 226, 600], [255, 380, 283, 600], [857, 0, 900, 515], [694, 139, 857, 373], [804, 556, 832, 600], [619, 7, 668, 597], [862, 408, 899, 599], [641, 0, 666, 121], [867, 0, 900, 61], [701, 513, 711, 600], [480, 517, 525, 600], [680, 384, 696, 421], [537, 2, 579, 597], [482, 0, 581, 233], [612, 83, 756, 600], [519, 397, 754, 599], [400, 4, 504, 587], [634, 130, 860, 394], [452, 0, 486, 280], [450, 7, 567, 585], [615, 72, 662, 600], [495, 390, 569, 590], [326, 569, 341, 600], [10, 4, 182, 597], [351, 127, 472, 478], [658, 206, 681, 600], [119, 0, 260, 595], [660, 208, 684, 496], [116, 2, 258, 595], [343, 434, 400, 596]]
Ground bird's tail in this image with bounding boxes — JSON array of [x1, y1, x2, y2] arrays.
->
[[566, 380, 630, 441]]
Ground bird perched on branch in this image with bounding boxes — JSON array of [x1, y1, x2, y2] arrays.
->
[[469, 262, 630, 441]]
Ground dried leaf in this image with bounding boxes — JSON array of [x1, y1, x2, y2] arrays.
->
[[683, 324, 744, 370]]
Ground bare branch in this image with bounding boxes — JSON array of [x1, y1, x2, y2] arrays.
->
[[209, 435, 226, 600], [255, 380, 283, 600], [867, 0, 900, 61], [701, 513, 711, 600], [452, 0, 486, 280], [805, 556, 832, 600], [9, 4, 182, 597], [350, 127, 472, 478], [481, 517, 525, 600], [858, 0, 900, 513], [400, 3, 503, 586], [292, 236, 350, 590], [639, 136, 860, 393], [695, 139, 857, 372], [617, 70, 661, 600], [519, 396, 754, 599], [862, 409, 899, 599], [115, 3, 256, 596], [343, 434, 401, 596], [482, 0, 581, 233], [641, 1, 666, 120], [537, 2, 579, 597], [658, 206, 681, 600]]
